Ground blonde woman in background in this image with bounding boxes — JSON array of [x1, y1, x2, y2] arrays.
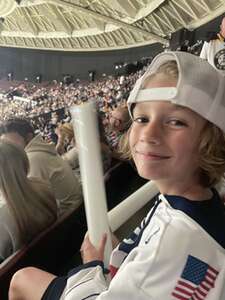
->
[[0, 140, 57, 262], [56, 121, 112, 180], [55, 123, 75, 155], [55, 123, 80, 172]]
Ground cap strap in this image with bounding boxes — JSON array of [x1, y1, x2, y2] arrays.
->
[[135, 87, 177, 102]]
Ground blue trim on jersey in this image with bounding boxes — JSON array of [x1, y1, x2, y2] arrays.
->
[[118, 197, 161, 254], [68, 260, 104, 277], [165, 188, 225, 249]]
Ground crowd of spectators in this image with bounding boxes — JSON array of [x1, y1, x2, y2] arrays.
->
[[0, 69, 144, 123], [0, 67, 147, 159], [0, 65, 147, 261]]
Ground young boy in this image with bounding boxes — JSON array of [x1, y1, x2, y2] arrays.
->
[[9, 52, 225, 300]]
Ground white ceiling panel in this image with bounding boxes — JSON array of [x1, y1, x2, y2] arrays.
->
[[0, 0, 223, 51]]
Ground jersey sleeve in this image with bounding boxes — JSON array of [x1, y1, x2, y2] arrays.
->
[[63, 260, 154, 300]]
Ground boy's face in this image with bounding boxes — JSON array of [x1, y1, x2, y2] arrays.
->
[[129, 76, 206, 191]]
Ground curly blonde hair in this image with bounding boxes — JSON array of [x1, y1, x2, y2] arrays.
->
[[198, 123, 225, 186], [119, 60, 225, 187]]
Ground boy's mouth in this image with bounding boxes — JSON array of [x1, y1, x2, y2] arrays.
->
[[135, 150, 171, 160]]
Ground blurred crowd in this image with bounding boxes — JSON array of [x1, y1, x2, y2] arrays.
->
[[0, 69, 145, 124], [0, 67, 149, 161], [0, 66, 149, 261]]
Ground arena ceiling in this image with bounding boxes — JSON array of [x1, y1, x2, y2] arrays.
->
[[0, 0, 224, 51]]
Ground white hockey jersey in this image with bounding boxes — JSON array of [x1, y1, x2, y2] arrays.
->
[[61, 194, 225, 300]]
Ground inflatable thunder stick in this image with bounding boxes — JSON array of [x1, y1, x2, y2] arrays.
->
[[70, 102, 112, 267]]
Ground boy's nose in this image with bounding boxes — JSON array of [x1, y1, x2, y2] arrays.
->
[[140, 121, 162, 145]]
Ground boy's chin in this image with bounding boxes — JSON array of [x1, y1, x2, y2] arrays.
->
[[137, 170, 160, 181]]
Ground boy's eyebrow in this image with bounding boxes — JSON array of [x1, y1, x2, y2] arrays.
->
[[134, 103, 187, 113]]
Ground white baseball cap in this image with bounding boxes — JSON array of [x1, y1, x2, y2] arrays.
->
[[127, 51, 225, 132]]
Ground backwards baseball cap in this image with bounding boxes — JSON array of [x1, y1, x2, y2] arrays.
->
[[127, 51, 225, 132]]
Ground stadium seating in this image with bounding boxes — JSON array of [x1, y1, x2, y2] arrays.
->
[[0, 205, 86, 300]]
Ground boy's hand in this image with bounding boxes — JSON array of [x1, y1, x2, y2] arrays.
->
[[80, 233, 107, 264]]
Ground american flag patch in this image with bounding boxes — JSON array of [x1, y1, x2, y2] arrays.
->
[[172, 255, 219, 300]]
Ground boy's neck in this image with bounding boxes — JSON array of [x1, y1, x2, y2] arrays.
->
[[156, 180, 213, 201]]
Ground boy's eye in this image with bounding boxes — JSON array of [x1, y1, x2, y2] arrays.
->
[[133, 116, 149, 123], [167, 119, 187, 127]]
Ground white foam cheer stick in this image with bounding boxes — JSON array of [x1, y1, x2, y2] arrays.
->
[[108, 181, 158, 232], [70, 102, 112, 267]]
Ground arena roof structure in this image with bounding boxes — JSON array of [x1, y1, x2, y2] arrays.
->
[[0, 0, 224, 51]]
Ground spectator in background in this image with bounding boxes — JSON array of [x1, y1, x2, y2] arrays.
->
[[62, 108, 71, 123], [55, 118, 112, 182], [0, 118, 83, 216], [106, 105, 131, 154], [0, 140, 57, 261], [46, 124, 58, 145], [50, 112, 59, 125], [55, 122, 75, 155], [200, 16, 225, 75]]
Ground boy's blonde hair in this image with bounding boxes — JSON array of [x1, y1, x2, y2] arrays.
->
[[120, 60, 225, 187]]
